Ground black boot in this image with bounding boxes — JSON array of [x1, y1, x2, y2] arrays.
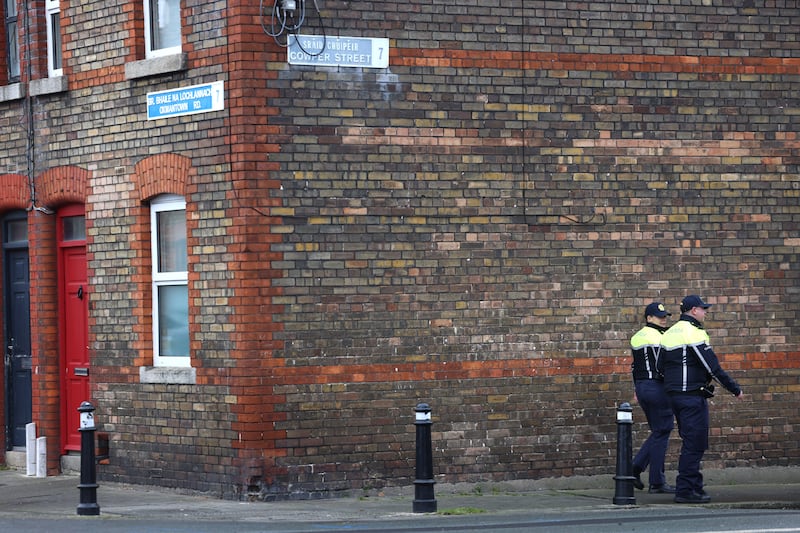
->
[[632, 467, 644, 490]]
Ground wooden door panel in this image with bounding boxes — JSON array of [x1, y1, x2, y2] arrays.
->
[[62, 247, 88, 451]]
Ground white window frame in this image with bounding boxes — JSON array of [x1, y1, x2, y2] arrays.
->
[[144, 0, 182, 59], [45, 0, 62, 77], [150, 194, 190, 368], [4, 0, 19, 81]]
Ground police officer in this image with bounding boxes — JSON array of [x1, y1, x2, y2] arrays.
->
[[658, 295, 744, 504], [630, 302, 675, 494]]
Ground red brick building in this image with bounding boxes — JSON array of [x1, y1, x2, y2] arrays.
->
[[0, 1, 798, 498]]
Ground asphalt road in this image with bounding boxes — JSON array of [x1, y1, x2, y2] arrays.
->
[[1, 506, 800, 532]]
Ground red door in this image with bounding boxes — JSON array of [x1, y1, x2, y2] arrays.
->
[[58, 206, 89, 452]]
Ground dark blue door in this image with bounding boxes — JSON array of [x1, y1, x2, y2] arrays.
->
[[3, 214, 31, 449]]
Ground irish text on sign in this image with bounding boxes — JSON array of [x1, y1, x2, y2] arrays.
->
[[288, 35, 389, 69], [147, 81, 225, 120]]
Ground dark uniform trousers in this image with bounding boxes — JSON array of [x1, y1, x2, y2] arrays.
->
[[633, 379, 674, 486], [669, 393, 710, 496]]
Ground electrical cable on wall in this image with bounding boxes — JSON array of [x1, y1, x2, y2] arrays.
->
[[20, 0, 53, 215], [260, 0, 327, 56]]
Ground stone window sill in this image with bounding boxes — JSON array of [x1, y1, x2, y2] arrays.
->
[[139, 366, 196, 385], [125, 53, 188, 80], [0, 83, 24, 103], [30, 76, 68, 96]]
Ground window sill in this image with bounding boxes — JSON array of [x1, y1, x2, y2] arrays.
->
[[0, 83, 25, 103], [139, 366, 196, 385], [30, 76, 68, 96], [125, 53, 188, 80]]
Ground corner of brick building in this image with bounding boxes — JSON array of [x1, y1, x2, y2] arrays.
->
[[28, 210, 61, 475]]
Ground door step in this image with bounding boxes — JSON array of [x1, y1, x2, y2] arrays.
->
[[5, 449, 26, 470]]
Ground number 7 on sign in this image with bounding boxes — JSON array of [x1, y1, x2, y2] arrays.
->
[[210, 81, 225, 112]]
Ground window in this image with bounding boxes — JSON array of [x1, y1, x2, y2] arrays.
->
[[63, 215, 85, 241], [144, 0, 181, 58], [45, 0, 62, 76], [4, 0, 19, 81], [150, 195, 189, 367], [5, 215, 26, 243]]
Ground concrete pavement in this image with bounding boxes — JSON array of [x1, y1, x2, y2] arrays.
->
[[0, 465, 798, 528]]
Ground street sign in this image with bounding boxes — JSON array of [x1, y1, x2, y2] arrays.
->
[[288, 34, 389, 69], [147, 81, 225, 120]]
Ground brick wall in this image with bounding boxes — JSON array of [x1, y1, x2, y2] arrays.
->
[[29, 212, 60, 472], [262, 0, 800, 496], [0, 0, 797, 498]]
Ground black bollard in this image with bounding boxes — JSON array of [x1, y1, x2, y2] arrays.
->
[[412, 403, 437, 513], [76, 401, 100, 516], [612, 402, 636, 505]]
